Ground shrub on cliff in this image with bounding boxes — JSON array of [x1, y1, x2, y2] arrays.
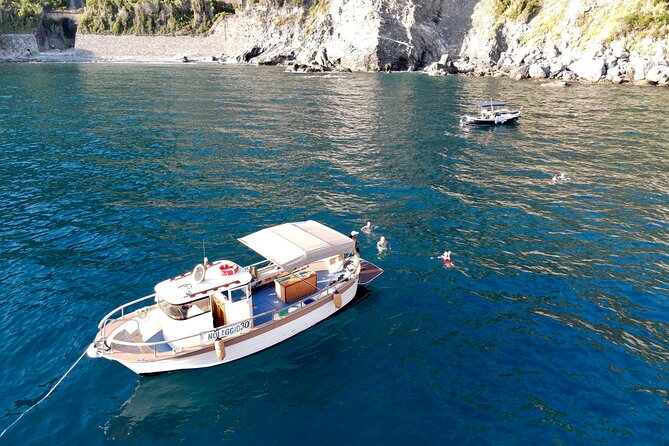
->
[[79, 0, 234, 35], [620, 0, 669, 40], [0, 0, 67, 32], [494, 0, 541, 22]]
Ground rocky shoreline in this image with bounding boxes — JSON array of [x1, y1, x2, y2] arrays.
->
[[3, 34, 668, 89], [423, 48, 669, 87], [1, 0, 668, 87]]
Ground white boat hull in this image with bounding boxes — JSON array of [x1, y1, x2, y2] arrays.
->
[[96, 279, 359, 375]]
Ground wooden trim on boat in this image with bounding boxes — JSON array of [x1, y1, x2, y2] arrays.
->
[[111, 278, 358, 363]]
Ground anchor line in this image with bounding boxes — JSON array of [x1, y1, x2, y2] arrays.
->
[[0, 347, 88, 439]]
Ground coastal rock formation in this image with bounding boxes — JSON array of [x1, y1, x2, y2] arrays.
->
[[0, 34, 39, 61], [211, 0, 479, 72], [646, 65, 669, 86], [423, 53, 458, 76], [458, 0, 669, 85], [2, 0, 668, 86], [35, 17, 78, 51], [213, 0, 668, 84], [569, 57, 606, 82]]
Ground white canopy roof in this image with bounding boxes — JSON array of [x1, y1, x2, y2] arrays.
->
[[238, 220, 354, 272]]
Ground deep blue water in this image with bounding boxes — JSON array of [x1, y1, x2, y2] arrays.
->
[[1, 63, 668, 444]]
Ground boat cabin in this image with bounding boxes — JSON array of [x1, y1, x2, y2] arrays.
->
[[154, 260, 254, 347]]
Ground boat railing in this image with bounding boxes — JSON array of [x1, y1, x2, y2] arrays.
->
[[97, 293, 157, 329], [247, 259, 273, 268], [99, 258, 360, 358], [100, 281, 346, 359], [97, 293, 157, 348]]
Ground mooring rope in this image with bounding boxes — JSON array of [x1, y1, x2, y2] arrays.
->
[[0, 348, 88, 438]]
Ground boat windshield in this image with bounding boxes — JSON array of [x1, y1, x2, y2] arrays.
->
[[158, 295, 212, 320]]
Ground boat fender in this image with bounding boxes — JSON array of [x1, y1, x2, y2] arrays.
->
[[333, 291, 343, 309], [219, 261, 239, 276], [214, 338, 226, 360]]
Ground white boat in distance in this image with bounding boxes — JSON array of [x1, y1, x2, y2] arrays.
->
[[87, 221, 383, 375], [460, 100, 523, 126]]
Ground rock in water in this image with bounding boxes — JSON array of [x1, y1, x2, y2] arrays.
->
[[569, 57, 606, 82], [630, 55, 654, 81], [423, 53, 458, 76], [529, 64, 548, 79], [646, 65, 669, 86], [510, 65, 530, 80], [541, 81, 570, 88]]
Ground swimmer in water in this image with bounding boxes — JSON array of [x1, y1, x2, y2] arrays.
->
[[361, 220, 373, 234], [377, 236, 389, 251], [438, 250, 453, 267], [552, 172, 569, 182]]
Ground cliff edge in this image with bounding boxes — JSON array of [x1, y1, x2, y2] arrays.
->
[[2, 0, 668, 84], [212, 0, 479, 71], [458, 0, 669, 84], [214, 0, 668, 83]]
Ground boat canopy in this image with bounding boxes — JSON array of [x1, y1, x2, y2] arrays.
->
[[474, 100, 506, 107], [239, 220, 354, 272]]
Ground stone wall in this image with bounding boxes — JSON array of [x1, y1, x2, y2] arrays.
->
[[0, 34, 39, 61], [73, 34, 229, 62]]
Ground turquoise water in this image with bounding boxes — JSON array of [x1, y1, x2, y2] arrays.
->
[[1, 63, 668, 444]]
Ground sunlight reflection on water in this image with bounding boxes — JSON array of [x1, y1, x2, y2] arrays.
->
[[1, 64, 669, 444]]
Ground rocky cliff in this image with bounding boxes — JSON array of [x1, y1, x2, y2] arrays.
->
[[213, 0, 479, 71], [212, 0, 668, 84], [3, 0, 668, 85], [457, 0, 669, 84]]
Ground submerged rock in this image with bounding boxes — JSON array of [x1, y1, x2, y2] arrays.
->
[[541, 80, 570, 88]]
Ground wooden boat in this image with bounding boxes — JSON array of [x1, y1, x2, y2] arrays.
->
[[460, 100, 522, 126], [86, 221, 383, 375]]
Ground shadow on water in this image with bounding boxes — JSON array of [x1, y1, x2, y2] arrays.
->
[[104, 287, 375, 440]]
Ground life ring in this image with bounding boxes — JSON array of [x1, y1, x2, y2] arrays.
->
[[219, 261, 239, 276]]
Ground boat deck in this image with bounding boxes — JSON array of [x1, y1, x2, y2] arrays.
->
[[251, 269, 341, 325]]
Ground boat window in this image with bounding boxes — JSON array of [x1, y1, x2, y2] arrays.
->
[[158, 295, 212, 321], [229, 286, 248, 302]]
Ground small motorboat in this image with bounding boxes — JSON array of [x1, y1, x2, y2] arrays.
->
[[87, 220, 383, 375], [460, 100, 522, 126]]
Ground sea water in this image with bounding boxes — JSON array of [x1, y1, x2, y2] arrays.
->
[[1, 63, 668, 444]]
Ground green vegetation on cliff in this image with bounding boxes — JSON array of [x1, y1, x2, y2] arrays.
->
[[80, 0, 234, 35], [620, 0, 669, 39], [494, 0, 541, 22], [490, 0, 669, 51], [0, 0, 66, 32]]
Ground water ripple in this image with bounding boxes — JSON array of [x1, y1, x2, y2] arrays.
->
[[0, 65, 668, 444]]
